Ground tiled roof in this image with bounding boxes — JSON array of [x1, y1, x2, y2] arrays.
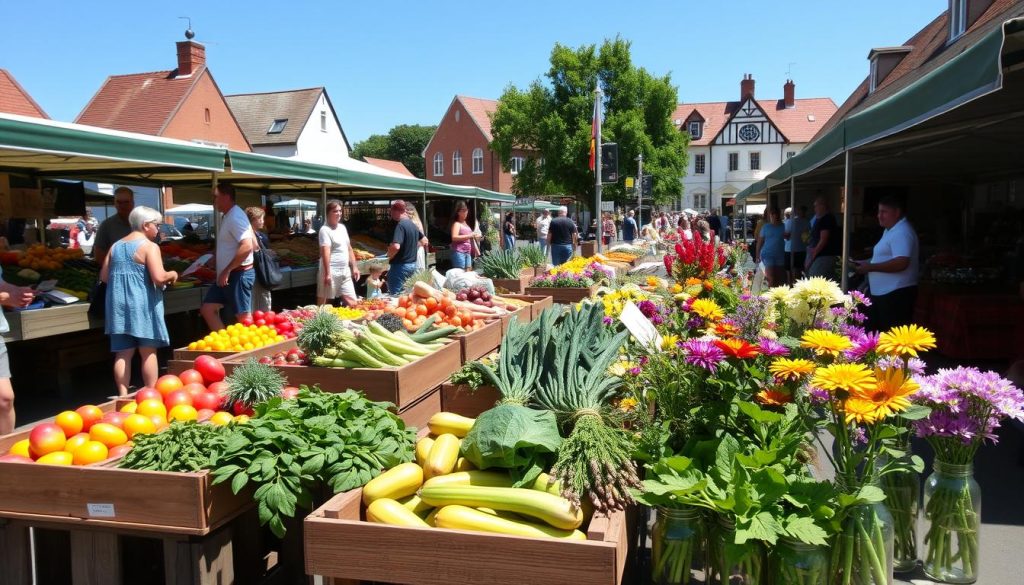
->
[[75, 68, 200, 134], [0, 69, 48, 119], [225, 88, 323, 146], [362, 157, 415, 177], [457, 95, 498, 141], [812, 0, 1022, 142], [672, 97, 837, 146]]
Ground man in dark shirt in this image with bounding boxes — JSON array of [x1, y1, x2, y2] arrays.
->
[[708, 208, 722, 239], [547, 206, 578, 266], [806, 197, 841, 280], [94, 187, 135, 261], [387, 200, 427, 292]]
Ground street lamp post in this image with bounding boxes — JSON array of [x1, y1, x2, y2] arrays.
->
[[594, 86, 603, 253], [635, 153, 644, 232]]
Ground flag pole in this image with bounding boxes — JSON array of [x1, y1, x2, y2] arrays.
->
[[594, 86, 603, 253]]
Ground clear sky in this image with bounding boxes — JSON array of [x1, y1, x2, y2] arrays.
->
[[2, 0, 947, 146]]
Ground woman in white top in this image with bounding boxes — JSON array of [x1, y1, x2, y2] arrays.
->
[[677, 216, 694, 241], [317, 200, 360, 306]]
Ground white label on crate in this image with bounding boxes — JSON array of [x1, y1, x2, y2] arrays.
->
[[87, 503, 116, 517]]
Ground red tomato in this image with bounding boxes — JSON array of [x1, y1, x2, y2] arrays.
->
[[155, 375, 184, 397], [163, 390, 194, 410], [194, 355, 226, 384], [264, 311, 276, 323], [192, 391, 222, 412], [29, 423, 67, 458], [253, 310, 266, 321], [75, 405, 105, 432], [182, 383, 207, 400], [135, 388, 163, 403], [232, 401, 254, 417], [274, 313, 287, 325], [178, 369, 205, 386], [100, 411, 129, 430], [240, 316, 254, 327], [196, 408, 216, 421], [281, 386, 300, 399], [255, 319, 266, 327]]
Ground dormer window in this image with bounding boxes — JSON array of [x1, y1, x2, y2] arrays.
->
[[949, 0, 967, 41], [688, 121, 702, 139], [268, 119, 288, 134], [867, 46, 913, 94], [869, 59, 878, 93]]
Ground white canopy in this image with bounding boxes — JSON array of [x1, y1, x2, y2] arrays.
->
[[165, 203, 214, 215], [273, 199, 318, 210], [682, 208, 699, 216]]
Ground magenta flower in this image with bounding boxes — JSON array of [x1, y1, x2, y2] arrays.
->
[[843, 331, 879, 361], [757, 337, 790, 357], [681, 339, 726, 373]]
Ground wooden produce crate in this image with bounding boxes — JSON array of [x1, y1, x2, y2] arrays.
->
[[168, 338, 293, 374], [439, 383, 500, 418], [498, 294, 553, 331], [491, 269, 535, 294], [288, 267, 317, 288], [524, 284, 599, 305], [3, 303, 92, 342], [220, 338, 462, 410], [450, 317, 502, 362], [396, 386, 442, 430]]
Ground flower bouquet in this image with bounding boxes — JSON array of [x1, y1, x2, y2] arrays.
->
[[912, 367, 1024, 583]]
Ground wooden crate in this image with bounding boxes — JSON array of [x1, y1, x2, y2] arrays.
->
[[491, 269, 534, 294], [524, 284, 599, 305], [221, 339, 462, 410], [288, 268, 317, 288], [162, 286, 205, 315], [396, 386, 442, 430], [439, 383, 499, 418], [498, 294, 553, 332], [304, 485, 628, 585], [451, 318, 502, 362], [168, 338, 293, 374], [5, 303, 92, 341]]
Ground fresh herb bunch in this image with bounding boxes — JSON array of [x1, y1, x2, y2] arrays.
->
[[297, 307, 344, 357], [518, 244, 546, 268], [224, 358, 287, 409], [450, 360, 487, 390], [209, 387, 415, 537], [476, 249, 524, 280], [118, 421, 224, 472]]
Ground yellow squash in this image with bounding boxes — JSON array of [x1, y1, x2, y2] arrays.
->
[[419, 485, 584, 530], [415, 437, 434, 467], [362, 462, 424, 505], [365, 498, 429, 527], [434, 505, 586, 540], [424, 433, 460, 479], [427, 412, 475, 437]]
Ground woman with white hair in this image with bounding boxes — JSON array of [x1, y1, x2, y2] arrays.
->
[[100, 206, 178, 396]]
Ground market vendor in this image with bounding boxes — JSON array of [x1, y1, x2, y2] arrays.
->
[[200, 183, 254, 331], [93, 187, 135, 261], [386, 200, 427, 293], [854, 196, 919, 332]]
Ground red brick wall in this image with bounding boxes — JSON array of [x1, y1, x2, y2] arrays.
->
[[426, 99, 508, 190], [162, 71, 250, 151]]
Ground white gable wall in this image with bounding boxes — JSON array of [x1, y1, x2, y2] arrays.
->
[[293, 93, 349, 166]]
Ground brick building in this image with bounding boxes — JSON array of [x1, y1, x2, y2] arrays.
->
[[0, 69, 48, 119]]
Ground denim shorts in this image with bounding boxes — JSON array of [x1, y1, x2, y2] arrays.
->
[[451, 250, 472, 269], [110, 334, 167, 352], [387, 262, 418, 293], [0, 341, 9, 379], [203, 268, 255, 316]]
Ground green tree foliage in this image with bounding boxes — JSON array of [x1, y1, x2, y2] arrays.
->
[[352, 124, 437, 179], [490, 37, 688, 208]]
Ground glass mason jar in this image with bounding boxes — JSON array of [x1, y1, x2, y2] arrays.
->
[[880, 448, 921, 573], [921, 460, 981, 584], [830, 487, 895, 585], [707, 516, 766, 585], [770, 538, 829, 585], [651, 506, 704, 585]]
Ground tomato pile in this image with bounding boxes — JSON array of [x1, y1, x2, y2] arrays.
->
[[390, 294, 480, 331], [240, 310, 297, 339], [258, 347, 310, 367]]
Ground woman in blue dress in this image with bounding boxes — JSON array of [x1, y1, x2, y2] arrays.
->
[[100, 206, 179, 396], [756, 207, 786, 288]]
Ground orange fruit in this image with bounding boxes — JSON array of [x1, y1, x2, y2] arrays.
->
[[136, 399, 168, 419], [168, 404, 198, 422], [154, 374, 184, 397], [8, 438, 31, 458], [89, 423, 128, 448], [36, 451, 74, 465], [54, 410, 84, 437], [122, 414, 157, 439], [63, 433, 91, 453], [72, 441, 109, 465], [75, 405, 105, 432]]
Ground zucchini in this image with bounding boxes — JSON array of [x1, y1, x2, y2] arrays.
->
[[422, 470, 515, 490], [362, 462, 423, 505], [408, 326, 459, 344], [414, 314, 439, 334], [419, 485, 584, 530], [434, 505, 586, 540], [365, 498, 429, 527], [424, 433, 460, 479], [397, 494, 434, 517], [454, 457, 475, 471], [415, 437, 434, 467], [427, 412, 475, 437]]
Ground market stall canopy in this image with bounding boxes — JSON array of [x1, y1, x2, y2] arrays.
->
[[273, 199, 318, 210], [508, 200, 561, 212], [165, 203, 214, 215]]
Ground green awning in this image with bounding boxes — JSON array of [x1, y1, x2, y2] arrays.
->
[[226, 151, 339, 183]]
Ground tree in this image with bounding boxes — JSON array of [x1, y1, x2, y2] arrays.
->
[[490, 37, 688, 209], [352, 124, 437, 178]]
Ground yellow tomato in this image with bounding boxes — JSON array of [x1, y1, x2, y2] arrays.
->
[[119, 402, 138, 414], [209, 412, 234, 426]]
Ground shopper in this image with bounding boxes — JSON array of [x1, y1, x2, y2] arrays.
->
[[678, 216, 694, 241], [602, 213, 616, 247], [547, 206, 578, 266], [246, 207, 273, 313], [756, 207, 786, 287], [805, 197, 841, 280], [405, 202, 428, 271], [94, 186, 135, 262], [100, 206, 178, 396], [450, 201, 479, 270], [387, 200, 427, 293], [317, 199, 360, 306], [200, 183, 254, 331], [535, 209, 552, 257], [503, 212, 516, 251], [855, 197, 919, 332], [366, 265, 385, 299], [622, 210, 637, 244], [784, 205, 810, 283], [0, 269, 35, 434]]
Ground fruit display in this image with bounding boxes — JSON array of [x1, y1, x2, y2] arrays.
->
[[14, 244, 85, 272], [388, 282, 506, 332], [239, 310, 298, 339], [161, 242, 216, 283], [269, 237, 319, 267], [187, 323, 287, 352], [258, 347, 310, 367], [331, 306, 366, 321]]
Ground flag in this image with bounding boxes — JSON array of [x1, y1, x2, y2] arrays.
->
[[589, 95, 601, 171]]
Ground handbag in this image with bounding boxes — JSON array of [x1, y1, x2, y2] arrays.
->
[[87, 280, 106, 318], [253, 235, 283, 289]]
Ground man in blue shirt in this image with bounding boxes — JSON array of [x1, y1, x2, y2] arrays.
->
[[622, 210, 637, 244], [387, 200, 427, 293]]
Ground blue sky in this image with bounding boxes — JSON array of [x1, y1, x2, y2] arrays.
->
[[3, 0, 947, 145]]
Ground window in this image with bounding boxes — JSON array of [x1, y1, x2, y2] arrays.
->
[[471, 148, 484, 174], [268, 119, 288, 134], [452, 150, 463, 175], [688, 121, 701, 139], [433, 152, 444, 176], [749, 152, 761, 171], [869, 58, 878, 93], [787, 151, 797, 159], [693, 193, 707, 209], [728, 152, 739, 172], [949, 0, 967, 41], [510, 156, 525, 175], [320, 111, 327, 132], [694, 154, 706, 175], [203, 108, 211, 124]]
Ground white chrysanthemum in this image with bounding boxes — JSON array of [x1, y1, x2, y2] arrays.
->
[[762, 285, 793, 305], [759, 328, 778, 340], [791, 277, 844, 306]]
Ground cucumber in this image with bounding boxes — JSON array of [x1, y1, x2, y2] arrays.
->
[[414, 314, 439, 334], [409, 326, 458, 344]]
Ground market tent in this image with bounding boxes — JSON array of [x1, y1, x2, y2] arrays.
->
[[273, 199, 318, 210], [165, 203, 214, 215], [509, 200, 560, 212]]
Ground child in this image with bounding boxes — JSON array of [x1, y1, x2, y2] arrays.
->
[[366, 265, 385, 299]]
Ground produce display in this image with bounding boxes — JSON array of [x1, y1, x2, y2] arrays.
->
[[240, 310, 298, 338], [269, 236, 319, 267], [388, 281, 505, 332], [476, 248, 527, 280], [187, 322, 288, 352], [12, 244, 85, 272], [161, 242, 215, 283], [297, 308, 455, 369], [0, 247, 98, 299], [117, 421, 223, 472], [258, 347, 310, 367]]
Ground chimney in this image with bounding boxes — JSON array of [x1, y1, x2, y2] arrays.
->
[[175, 39, 205, 77], [783, 80, 795, 108], [740, 74, 755, 101]]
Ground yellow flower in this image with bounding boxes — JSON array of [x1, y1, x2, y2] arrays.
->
[[843, 397, 883, 424], [690, 298, 725, 321], [617, 397, 639, 413], [646, 276, 660, 288], [811, 363, 876, 395], [608, 360, 635, 377], [769, 358, 817, 381], [660, 335, 681, 351], [877, 325, 937, 358], [756, 388, 793, 406], [847, 367, 920, 421], [800, 330, 853, 357], [671, 283, 683, 294]]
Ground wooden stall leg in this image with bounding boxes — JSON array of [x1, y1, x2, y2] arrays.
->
[[0, 520, 32, 585], [69, 530, 122, 585], [163, 522, 235, 585]]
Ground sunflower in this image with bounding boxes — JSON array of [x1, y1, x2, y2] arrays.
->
[[756, 388, 793, 406], [811, 363, 876, 395], [876, 325, 937, 357], [715, 338, 760, 359], [769, 358, 817, 381], [843, 397, 883, 424], [846, 367, 920, 421], [660, 335, 681, 351], [800, 329, 853, 357], [690, 298, 725, 321]]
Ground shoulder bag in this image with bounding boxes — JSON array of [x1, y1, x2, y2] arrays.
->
[[253, 235, 283, 289]]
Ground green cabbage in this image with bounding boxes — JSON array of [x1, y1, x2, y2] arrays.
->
[[459, 403, 562, 486]]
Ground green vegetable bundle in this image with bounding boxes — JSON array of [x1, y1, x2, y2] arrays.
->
[[477, 249, 524, 280], [118, 421, 223, 472], [300, 309, 455, 369]]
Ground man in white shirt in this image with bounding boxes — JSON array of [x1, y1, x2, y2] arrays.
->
[[854, 196, 919, 332], [201, 183, 255, 331], [535, 209, 551, 259]]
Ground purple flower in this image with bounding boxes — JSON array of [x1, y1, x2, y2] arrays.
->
[[686, 317, 705, 330], [851, 426, 868, 446], [637, 300, 660, 318], [681, 339, 726, 373], [602, 316, 614, 325], [843, 331, 879, 361], [850, 290, 872, 307], [807, 386, 831, 404], [629, 366, 642, 376], [639, 355, 650, 366], [913, 367, 1024, 449], [757, 337, 790, 357]]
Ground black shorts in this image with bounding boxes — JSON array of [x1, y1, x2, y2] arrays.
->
[[784, 251, 806, 270]]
